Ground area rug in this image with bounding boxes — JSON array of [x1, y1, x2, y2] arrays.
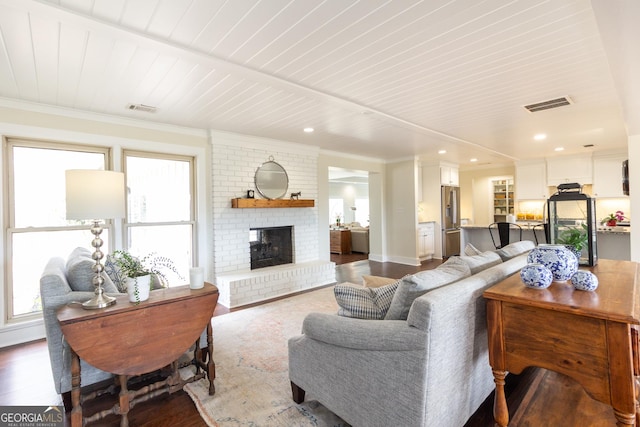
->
[[183, 286, 350, 427]]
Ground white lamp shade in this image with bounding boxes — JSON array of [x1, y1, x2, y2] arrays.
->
[[66, 170, 125, 220]]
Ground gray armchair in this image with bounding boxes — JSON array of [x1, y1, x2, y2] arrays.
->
[[40, 252, 119, 408]]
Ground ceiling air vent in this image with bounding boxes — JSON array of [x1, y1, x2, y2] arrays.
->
[[524, 96, 572, 113], [126, 103, 157, 113]]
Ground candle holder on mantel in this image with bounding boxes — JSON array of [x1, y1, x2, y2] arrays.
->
[[547, 183, 597, 266]]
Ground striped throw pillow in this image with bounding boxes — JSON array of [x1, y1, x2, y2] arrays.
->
[[334, 279, 402, 320]]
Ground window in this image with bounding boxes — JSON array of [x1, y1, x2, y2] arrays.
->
[[329, 198, 344, 224], [123, 151, 195, 283], [4, 139, 111, 321], [354, 199, 370, 226]]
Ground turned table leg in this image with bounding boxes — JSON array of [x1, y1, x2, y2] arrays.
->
[[207, 322, 215, 395], [613, 409, 635, 426], [70, 349, 82, 427], [492, 369, 509, 427], [118, 374, 130, 427]]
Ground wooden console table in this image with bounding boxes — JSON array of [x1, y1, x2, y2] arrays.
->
[[484, 260, 640, 426], [57, 283, 219, 427]]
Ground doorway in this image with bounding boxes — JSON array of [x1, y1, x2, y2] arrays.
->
[[328, 167, 370, 264]]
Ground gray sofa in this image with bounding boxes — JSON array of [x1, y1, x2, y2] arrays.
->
[[350, 227, 369, 254], [288, 241, 534, 427]]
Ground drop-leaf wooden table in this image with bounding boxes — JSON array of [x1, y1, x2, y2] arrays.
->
[[57, 283, 219, 427]]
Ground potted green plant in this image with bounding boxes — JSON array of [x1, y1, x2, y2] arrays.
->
[[556, 224, 588, 261], [110, 250, 183, 303]]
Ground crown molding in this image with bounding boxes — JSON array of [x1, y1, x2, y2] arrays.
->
[[209, 129, 320, 156], [0, 97, 208, 138]]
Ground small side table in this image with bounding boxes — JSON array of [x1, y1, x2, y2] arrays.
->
[[330, 229, 352, 254], [57, 283, 219, 427], [484, 260, 640, 426]]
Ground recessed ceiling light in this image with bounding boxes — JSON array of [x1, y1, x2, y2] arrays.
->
[[438, 150, 446, 154], [470, 158, 478, 162], [534, 133, 547, 141], [554, 147, 564, 152], [303, 127, 314, 133]]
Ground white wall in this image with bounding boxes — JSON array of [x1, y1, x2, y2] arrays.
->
[[385, 158, 420, 265], [629, 135, 640, 262]]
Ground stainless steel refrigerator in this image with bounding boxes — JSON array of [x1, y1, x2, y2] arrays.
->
[[441, 185, 461, 258]]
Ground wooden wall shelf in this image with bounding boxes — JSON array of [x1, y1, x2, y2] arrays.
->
[[231, 198, 315, 208]]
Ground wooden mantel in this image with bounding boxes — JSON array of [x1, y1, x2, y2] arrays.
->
[[231, 198, 315, 208]]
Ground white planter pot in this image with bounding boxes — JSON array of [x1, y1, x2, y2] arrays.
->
[[126, 274, 151, 303]]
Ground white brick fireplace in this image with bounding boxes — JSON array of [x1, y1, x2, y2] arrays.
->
[[210, 131, 335, 308]]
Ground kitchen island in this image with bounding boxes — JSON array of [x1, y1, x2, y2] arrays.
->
[[461, 223, 631, 261]]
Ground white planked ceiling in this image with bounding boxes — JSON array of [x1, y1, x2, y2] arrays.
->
[[0, 0, 632, 166]]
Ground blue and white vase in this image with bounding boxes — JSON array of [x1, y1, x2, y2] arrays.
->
[[527, 244, 578, 282], [570, 270, 598, 291], [520, 263, 553, 289]]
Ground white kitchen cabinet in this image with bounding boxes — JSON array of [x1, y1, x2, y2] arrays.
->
[[440, 165, 459, 186], [546, 154, 592, 187], [515, 161, 548, 200], [592, 153, 628, 198], [418, 222, 435, 259]]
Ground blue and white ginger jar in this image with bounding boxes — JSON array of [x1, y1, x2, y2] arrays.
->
[[520, 263, 553, 289], [571, 270, 599, 291], [527, 244, 578, 282]]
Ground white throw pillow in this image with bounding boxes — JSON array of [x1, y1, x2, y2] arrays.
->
[[496, 240, 535, 261], [464, 243, 483, 256], [362, 275, 398, 288]]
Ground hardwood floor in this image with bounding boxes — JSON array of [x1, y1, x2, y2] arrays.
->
[[0, 259, 619, 426]]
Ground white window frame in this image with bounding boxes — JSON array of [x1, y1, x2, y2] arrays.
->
[[122, 150, 197, 279], [3, 137, 112, 323]]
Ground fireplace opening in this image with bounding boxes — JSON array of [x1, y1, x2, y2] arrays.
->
[[250, 226, 293, 270]]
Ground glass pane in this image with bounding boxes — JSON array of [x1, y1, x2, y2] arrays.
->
[[13, 147, 105, 228], [12, 229, 111, 317], [355, 199, 370, 226], [329, 198, 343, 224], [126, 156, 191, 223], [127, 225, 192, 286]]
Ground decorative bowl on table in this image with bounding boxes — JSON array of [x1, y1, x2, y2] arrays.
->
[[520, 263, 553, 289], [570, 270, 599, 291], [527, 244, 578, 282]]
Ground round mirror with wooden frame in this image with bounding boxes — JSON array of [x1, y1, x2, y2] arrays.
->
[[254, 158, 288, 199]]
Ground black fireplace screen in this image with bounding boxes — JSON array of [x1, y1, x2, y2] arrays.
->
[[250, 226, 293, 269]]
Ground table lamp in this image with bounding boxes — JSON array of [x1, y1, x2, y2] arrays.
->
[[66, 170, 125, 309]]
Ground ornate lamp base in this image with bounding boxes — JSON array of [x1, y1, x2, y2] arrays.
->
[[82, 292, 116, 309], [82, 220, 117, 310]]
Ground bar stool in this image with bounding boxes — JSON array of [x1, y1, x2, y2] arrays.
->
[[489, 222, 522, 249], [532, 223, 550, 245]]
